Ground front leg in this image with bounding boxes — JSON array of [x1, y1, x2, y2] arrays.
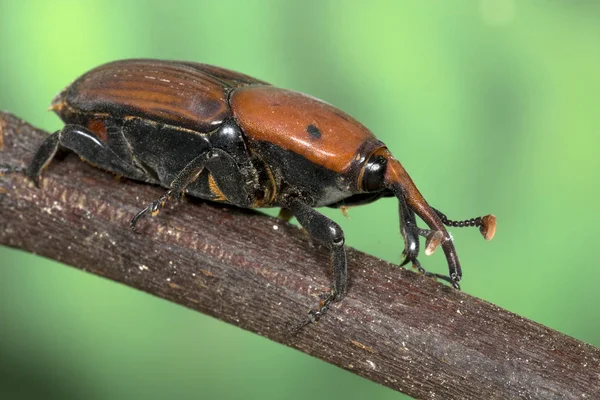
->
[[399, 197, 442, 262], [285, 197, 347, 331], [398, 196, 421, 266], [398, 194, 458, 288]]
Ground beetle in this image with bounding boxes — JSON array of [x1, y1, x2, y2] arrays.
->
[[18, 59, 495, 327]]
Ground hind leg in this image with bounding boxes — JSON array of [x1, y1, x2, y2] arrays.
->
[[26, 124, 148, 187]]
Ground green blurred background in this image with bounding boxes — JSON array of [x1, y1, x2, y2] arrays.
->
[[1, 1, 599, 399]]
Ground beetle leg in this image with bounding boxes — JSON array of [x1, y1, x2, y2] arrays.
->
[[130, 149, 251, 232], [410, 258, 456, 286], [130, 189, 176, 233], [199, 149, 252, 208], [398, 193, 459, 288], [398, 196, 420, 266], [0, 165, 24, 174], [285, 198, 347, 331], [398, 196, 442, 260], [25, 130, 60, 187], [130, 151, 211, 232], [382, 153, 462, 288], [26, 125, 148, 187]]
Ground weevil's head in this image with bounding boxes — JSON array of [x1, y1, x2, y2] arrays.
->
[[358, 147, 496, 286]]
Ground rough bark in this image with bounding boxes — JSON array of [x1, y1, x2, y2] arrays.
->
[[0, 111, 598, 400]]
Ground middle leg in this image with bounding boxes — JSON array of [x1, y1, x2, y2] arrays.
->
[[130, 148, 251, 231]]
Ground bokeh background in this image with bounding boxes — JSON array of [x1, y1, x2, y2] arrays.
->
[[1, 1, 599, 399]]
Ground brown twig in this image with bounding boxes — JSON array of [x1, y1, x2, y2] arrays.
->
[[0, 111, 598, 400]]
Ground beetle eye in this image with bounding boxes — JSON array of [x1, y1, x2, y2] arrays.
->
[[362, 154, 388, 192]]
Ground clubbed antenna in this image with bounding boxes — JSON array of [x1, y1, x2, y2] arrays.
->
[[433, 208, 496, 241]]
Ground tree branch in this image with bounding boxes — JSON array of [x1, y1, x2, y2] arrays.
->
[[1, 111, 598, 400]]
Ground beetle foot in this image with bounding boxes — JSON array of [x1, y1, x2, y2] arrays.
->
[[130, 206, 151, 234], [0, 164, 24, 175], [0, 165, 30, 188], [411, 258, 461, 290], [130, 189, 174, 233], [289, 291, 336, 335]]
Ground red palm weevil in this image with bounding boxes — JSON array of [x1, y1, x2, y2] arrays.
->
[[20, 59, 496, 326]]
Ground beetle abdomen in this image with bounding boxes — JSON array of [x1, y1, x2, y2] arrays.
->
[[51, 59, 268, 133], [230, 86, 382, 174]]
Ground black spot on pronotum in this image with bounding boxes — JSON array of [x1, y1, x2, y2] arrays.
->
[[306, 124, 321, 139]]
